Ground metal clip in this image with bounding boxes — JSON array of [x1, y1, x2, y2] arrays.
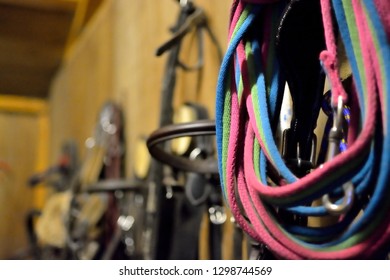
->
[[322, 96, 354, 215], [322, 182, 354, 215], [282, 129, 317, 175], [325, 96, 345, 161], [295, 140, 317, 171]]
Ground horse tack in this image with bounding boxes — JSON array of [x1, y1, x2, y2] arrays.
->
[[173, 103, 226, 260], [26, 140, 79, 259], [171, 102, 214, 206], [79, 102, 148, 260], [143, 0, 241, 259], [143, 0, 225, 260], [142, 0, 198, 260], [147, 120, 218, 174], [179, 104, 224, 260], [276, 0, 326, 177], [147, 101, 216, 259], [147, 111, 227, 260], [147, 102, 243, 260], [28, 140, 79, 192], [64, 101, 129, 260], [215, 0, 390, 259]]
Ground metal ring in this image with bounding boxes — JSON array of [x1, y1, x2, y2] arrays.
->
[[189, 147, 202, 160], [322, 181, 354, 215], [146, 120, 218, 174]]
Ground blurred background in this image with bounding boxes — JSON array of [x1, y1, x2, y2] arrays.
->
[[0, 0, 231, 259]]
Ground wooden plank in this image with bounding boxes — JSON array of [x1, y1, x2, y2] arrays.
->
[[0, 112, 40, 259], [0, 94, 47, 114], [0, 94, 50, 236], [66, 0, 89, 47], [0, 41, 64, 70], [0, 0, 77, 12], [65, 0, 104, 47], [0, 3, 75, 98], [34, 113, 50, 210], [0, 69, 55, 98]]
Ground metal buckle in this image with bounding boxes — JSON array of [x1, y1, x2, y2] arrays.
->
[[282, 129, 317, 175]]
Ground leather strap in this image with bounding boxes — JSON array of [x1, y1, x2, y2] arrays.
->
[[144, 1, 204, 260], [84, 179, 144, 193], [167, 189, 206, 259], [147, 120, 218, 174]]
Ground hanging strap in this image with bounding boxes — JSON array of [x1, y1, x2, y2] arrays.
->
[[216, 0, 390, 259]]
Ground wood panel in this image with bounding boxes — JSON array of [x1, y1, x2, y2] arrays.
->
[[0, 112, 40, 259], [0, 95, 49, 259], [50, 0, 115, 163], [0, 0, 105, 99], [0, 0, 76, 11]]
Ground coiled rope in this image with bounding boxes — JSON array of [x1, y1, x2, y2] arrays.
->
[[216, 0, 390, 259]]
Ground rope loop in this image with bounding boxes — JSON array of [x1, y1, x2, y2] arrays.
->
[[216, 0, 390, 259]]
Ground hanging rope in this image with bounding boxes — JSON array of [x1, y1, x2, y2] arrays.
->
[[216, 0, 390, 259]]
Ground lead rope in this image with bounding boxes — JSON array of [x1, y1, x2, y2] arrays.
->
[[216, 0, 390, 259]]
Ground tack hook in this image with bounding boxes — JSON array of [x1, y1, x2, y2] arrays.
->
[[321, 96, 354, 215]]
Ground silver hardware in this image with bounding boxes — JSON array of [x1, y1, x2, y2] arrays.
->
[[322, 181, 354, 215], [85, 137, 95, 149], [180, 0, 189, 7], [209, 205, 227, 225], [189, 147, 202, 160], [117, 215, 135, 231], [166, 185, 174, 199], [322, 96, 354, 215]]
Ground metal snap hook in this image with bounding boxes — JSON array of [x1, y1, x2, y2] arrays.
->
[[321, 96, 354, 215], [325, 95, 345, 160], [322, 181, 354, 215]]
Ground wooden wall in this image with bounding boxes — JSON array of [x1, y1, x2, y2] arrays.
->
[[50, 0, 113, 162], [0, 95, 49, 259]]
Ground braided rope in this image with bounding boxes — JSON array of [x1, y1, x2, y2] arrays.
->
[[216, 0, 390, 259]]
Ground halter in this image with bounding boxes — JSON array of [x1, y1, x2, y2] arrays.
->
[[216, 0, 390, 259]]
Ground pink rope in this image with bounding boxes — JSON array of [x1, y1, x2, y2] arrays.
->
[[319, 0, 349, 106], [221, 0, 389, 259], [374, 0, 390, 40]]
